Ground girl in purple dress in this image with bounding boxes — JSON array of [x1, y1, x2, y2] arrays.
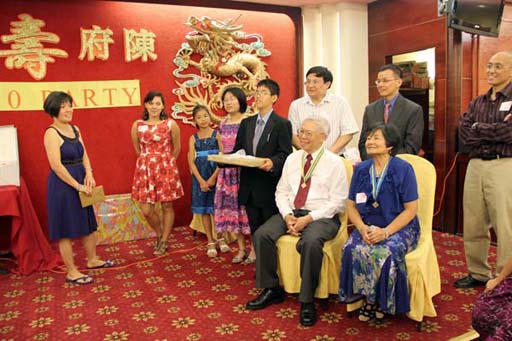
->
[[214, 87, 252, 264], [472, 253, 512, 340]]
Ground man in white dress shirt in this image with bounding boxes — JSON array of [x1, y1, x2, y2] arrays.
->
[[245, 116, 349, 327], [288, 66, 359, 155]]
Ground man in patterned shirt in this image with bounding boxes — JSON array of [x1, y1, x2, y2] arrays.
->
[[455, 51, 512, 289]]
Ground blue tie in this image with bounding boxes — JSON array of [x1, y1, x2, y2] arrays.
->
[[253, 119, 264, 155]]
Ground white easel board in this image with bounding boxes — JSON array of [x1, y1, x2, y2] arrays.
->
[[0, 125, 20, 186]]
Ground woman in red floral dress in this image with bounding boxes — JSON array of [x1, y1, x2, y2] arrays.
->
[[131, 90, 184, 255]]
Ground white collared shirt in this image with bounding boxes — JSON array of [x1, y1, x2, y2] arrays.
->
[[256, 109, 273, 131], [275, 147, 349, 221], [288, 93, 359, 153]]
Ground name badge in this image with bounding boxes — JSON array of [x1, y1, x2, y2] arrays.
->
[[356, 192, 367, 204], [138, 125, 148, 132], [500, 101, 512, 111]]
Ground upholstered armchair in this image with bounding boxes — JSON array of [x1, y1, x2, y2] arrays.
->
[[276, 157, 353, 298], [346, 154, 440, 331]]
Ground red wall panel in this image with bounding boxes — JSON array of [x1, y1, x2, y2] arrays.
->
[[0, 0, 298, 232]]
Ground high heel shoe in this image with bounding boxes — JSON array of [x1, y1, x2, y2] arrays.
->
[[232, 249, 248, 264], [153, 239, 167, 256], [154, 236, 162, 251]]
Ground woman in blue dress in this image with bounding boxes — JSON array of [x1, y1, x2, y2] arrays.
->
[[338, 124, 419, 321], [43, 91, 113, 285]]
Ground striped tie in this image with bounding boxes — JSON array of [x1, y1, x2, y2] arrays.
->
[[384, 102, 391, 124], [252, 119, 264, 155]]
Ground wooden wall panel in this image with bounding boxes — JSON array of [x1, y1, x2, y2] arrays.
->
[[455, 3, 512, 235], [477, 5, 512, 93], [368, 0, 450, 229], [368, 0, 439, 36]]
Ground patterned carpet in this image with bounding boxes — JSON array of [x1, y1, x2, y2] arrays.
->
[[0, 227, 489, 340]]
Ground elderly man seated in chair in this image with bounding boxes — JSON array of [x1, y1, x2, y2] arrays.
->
[[245, 116, 349, 326]]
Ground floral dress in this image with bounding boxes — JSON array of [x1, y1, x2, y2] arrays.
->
[[338, 157, 419, 315], [131, 119, 183, 203], [214, 120, 250, 235]]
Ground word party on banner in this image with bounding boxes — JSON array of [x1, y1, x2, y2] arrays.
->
[[0, 80, 141, 111]]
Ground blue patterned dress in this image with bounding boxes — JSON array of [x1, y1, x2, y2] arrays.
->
[[191, 130, 219, 214], [338, 157, 419, 314]]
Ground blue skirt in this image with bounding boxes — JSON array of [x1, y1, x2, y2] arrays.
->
[[338, 225, 418, 314], [47, 164, 97, 241]]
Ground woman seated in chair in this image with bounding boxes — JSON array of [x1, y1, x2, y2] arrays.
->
[[338, 124, 419, 322], [472, 253, 512, 340]]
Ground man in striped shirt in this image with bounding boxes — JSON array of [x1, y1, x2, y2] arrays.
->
[[288, 66, 359, 156], [455, 51, 512, 289]]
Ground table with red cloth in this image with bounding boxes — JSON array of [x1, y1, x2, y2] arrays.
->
[[0, 178, 60, 275]]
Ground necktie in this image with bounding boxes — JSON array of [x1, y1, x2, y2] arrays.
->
[[293, 154, 313, 209], [384, 101, 391, 124], [252, 119, 264, 155]]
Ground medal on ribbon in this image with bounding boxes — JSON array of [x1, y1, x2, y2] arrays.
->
[[370, 159, 390, 208], [300, 148, 324, 188]]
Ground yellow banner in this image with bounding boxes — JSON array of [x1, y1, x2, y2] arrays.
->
[[0, 80, 141, 111]]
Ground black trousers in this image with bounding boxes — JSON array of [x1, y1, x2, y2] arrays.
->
[[253, 213, 340, 303], [245, 196, 278, 235]]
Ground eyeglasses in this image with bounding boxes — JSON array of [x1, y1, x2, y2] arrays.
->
[[486, 63, 506, 71], [375, 78, 399, 85], [254, 91, 271, 97], [297, 129, 314, 138], [304, 79, 323, 86]]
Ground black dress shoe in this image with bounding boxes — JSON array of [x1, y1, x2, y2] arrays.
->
[[300, 302, 317, 327], [246, 287, 285, 310], [454, 275, 487, 288]]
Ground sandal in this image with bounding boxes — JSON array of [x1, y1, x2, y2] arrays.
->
[[217, 238, 231, 253], [375, 306, 385, 320], [87, 259, 115, 269], [153, 240, 167, 256], [232, 249, 248, 264], [207, 242, 218, 258], [242, 255, 256, 265], [154, 236, 162, 251], [358, 303, 375, 322], [66, 274, 94, 285]]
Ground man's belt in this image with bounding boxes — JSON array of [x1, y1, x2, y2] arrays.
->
[[291, 209, 338, 220], [292, 209, 311, 218], [479, 154, 503, 160]]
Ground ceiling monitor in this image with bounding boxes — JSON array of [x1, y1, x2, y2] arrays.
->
[[447, 0, 505, 37]]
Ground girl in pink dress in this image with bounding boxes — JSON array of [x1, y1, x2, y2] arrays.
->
[[214, 87, 252, 264], [131, 90, 184, 255]]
